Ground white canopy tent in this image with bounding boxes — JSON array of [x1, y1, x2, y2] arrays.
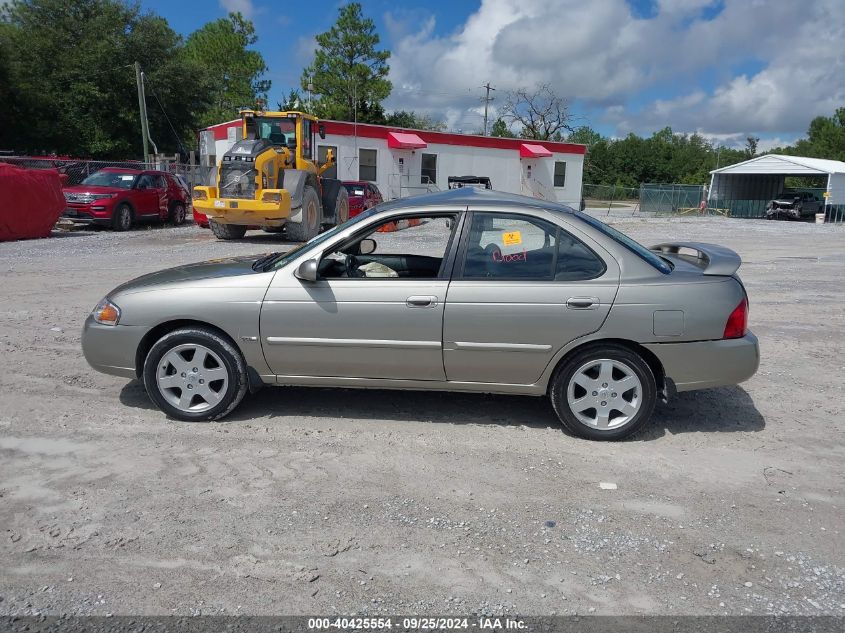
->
[[708, 154, 845, 221]]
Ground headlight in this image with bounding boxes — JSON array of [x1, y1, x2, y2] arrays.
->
[[90, 193, 117, 201], [193, 188, 208, 201], [92, 298, 121, 326]]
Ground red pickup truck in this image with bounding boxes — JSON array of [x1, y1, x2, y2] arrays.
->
[[63, 168, 190, 231]]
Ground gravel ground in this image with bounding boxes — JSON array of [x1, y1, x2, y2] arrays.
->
[[1, 216, 844, 617]]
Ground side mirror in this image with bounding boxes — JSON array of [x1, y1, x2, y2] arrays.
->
[[318, 124, 326, 139], [359, 238, 376, 255], [294, 259, 318, 282]]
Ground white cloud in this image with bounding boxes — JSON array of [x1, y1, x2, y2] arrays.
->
[[219, 0, 255, 19], [384, 0, 845, 137]]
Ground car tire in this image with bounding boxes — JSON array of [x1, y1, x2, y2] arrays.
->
[[333, 186, 350, 225], [210, 220, 248, 240], [112, 203, 133, 232], [549, 344, 657, 441], [169, 202, 186, 225], [143, 327, 248, 422], [285, 185, 320, 242]]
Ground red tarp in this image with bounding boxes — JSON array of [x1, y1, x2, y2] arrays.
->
[[0, 162, 66, 241]]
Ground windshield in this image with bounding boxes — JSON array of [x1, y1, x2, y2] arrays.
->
[[255, 117, 296, 146], [81, 171, 137, 189], [344, 184, 366, 196], [264, 206, 382, 271], [575, 212, 672, 274]]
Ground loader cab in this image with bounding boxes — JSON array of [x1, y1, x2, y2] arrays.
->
[[240, 110, 324, 168]]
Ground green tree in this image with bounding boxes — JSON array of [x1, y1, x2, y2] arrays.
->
[[789, 108, 845, 161], [384, 110, 446, 131], [184, 12, 270, 127], [567, 126, 604, 147], [490, 118, 515, 138], [302, 3, 391, 123], [3, 0, 209, 158]]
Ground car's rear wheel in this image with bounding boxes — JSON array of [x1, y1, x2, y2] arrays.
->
[[210, 220, 247, 240], [143, 327, 248, 421], [112, 203, 133, 231], [169, 202, 186, 225], [549, 344, 657, 441]]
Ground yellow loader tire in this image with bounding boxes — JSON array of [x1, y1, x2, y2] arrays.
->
[[210, 220, 247, 240], [286, 186, 320, 242]]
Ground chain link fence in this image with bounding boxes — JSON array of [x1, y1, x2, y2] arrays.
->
[[638, 183, 707, 215], [0, 156, 215, 190], [581, 184, 640, 214]]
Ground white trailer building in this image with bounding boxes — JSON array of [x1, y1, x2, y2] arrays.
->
[[201, 118, 586, 207]]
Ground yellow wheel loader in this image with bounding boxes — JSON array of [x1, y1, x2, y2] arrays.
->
[[193, 110, 349, 241]]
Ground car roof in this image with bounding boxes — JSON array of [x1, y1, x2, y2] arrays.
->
[[374, 187, 577, 215]]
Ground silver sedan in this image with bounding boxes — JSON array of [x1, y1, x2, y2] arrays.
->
[[82, 188, 759, 440]]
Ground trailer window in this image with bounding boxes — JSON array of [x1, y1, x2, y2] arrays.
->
[[359, 149, 377, 182]]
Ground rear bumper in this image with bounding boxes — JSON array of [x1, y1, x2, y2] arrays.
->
[[643, 332, 759, 392]]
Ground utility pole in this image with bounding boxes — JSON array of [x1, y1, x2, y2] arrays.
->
[[481, 82, 496, 136], [134, 61, 150, 163]]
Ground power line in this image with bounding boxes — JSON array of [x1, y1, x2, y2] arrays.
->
[[144, 78, 188, 155]]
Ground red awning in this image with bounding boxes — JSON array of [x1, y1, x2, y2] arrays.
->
[[519, 143, 553, 158], [387, 131, 427, 150]]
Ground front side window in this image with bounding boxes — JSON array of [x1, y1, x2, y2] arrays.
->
[[301, 119, 312, 159], [319, 215, 457, 279], [359, 149, 377, 182], [461, 212, 606, 281]]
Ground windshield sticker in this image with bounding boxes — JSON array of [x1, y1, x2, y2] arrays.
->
[[120, 175, 134, 181], [502, 231, 522, 246]]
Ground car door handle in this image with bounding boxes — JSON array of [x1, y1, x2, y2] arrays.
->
[[406, 295, 438, 308], [566, 297, 599, 309]]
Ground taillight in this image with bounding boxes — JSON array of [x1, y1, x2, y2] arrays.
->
[[723, 297, 748, 339]]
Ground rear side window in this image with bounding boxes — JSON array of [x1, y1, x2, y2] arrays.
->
[[460, 212, 606, 281], [575, 212, 671, 274]]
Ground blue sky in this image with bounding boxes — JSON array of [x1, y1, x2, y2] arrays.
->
[[141, 0, 845, 149]]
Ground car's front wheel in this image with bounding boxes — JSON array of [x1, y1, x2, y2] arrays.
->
[[549, 344, 657, 441], [143, 327, 248, 421]]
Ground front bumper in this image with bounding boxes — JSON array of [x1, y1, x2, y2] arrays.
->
[[643, 331, 760, 392], [82, 315, 150, 379], [193, 192, 293, 226], [63, 204, 112, 225]]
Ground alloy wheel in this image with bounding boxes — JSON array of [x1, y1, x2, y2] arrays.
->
[[566, 358, 643, 429], [155, 343, 229, 413]]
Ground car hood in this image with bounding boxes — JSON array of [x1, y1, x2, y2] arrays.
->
[[110, 255, 268, 294], [64, 185, 126, 195], [772, 197, 799, 203]]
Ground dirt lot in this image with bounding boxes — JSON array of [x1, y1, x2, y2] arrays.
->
[[1, 216, 843, 617]]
